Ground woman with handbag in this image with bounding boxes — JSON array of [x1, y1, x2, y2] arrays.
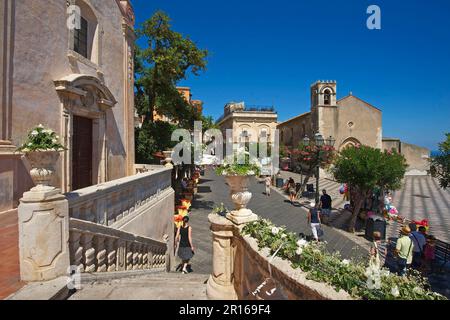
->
[[175, 216, 195, 274]]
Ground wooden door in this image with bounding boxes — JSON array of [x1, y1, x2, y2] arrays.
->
[[72, 115, 93, 190]]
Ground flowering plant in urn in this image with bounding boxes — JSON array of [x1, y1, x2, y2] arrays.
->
[[216, 148, 261, 223], [17, 124, 66, 192]]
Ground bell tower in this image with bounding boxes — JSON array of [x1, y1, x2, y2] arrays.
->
[[310, 80, 338, 138]]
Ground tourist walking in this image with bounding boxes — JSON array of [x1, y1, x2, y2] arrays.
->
[[264, 175, 272, 197], [175, 216, 195, 274], [287, 178, 296, 204], [395, 226, 413, 276], [308, 204, 322, 241], [410, 224, 426, 269], [370, 231, 388, 268], [319, 189, 332, 225]]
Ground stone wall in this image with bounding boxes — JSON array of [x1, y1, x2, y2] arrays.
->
[[6, 0, 135, 201], [233, 233, 352, 300], [401, 142, 430, 175]]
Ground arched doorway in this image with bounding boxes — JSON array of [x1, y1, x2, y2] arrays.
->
[[54, 74, 117, 191], [339, 137, 361, 152]]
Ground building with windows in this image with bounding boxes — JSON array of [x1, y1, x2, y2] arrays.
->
[[278, 81, 430, 175], [217, 102, 278, 145], [150, 87, 203, 124], [0, 0, 136, 215]]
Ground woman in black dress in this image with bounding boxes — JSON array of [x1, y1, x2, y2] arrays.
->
[[176, 216, 195, 274]]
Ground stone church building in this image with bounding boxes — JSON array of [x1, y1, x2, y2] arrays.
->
[[278, 81, 430, 175], [0, 0, 136, 215]]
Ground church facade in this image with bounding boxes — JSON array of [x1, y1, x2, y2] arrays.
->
[[278, 81, 429, 175], [0, 0, 136, 215]]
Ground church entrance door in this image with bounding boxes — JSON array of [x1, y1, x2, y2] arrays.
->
[[72, 115, 93, 190]]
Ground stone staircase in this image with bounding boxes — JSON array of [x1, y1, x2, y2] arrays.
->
[[69, 271, 208, 300]]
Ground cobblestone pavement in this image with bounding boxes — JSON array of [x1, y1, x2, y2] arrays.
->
[[278, 171, 450, 243], [189, 169, 449, 298], [189, 169, 369, 270]]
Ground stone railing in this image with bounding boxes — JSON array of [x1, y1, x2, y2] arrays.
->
[[18, 166, 175, 282], [66, 167, 172, 227], [206, 214, 352, 300], [69, 218, 167, 273], [135, 164, 165, 174]]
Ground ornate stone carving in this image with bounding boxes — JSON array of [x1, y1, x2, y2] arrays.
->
[[224, 176, 258, 225]]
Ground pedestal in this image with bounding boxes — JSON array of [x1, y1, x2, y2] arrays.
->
[[18, 189, 70, 282], [206, 214, 238, 300]]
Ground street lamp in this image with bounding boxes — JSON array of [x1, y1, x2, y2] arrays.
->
[[311, 133, 335, 204]]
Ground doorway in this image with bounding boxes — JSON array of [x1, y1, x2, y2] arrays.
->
[[72, 115, 93, 190]]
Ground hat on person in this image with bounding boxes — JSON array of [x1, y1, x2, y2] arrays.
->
[[401, 226, 411, 235]]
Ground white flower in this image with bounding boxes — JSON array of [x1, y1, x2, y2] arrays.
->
[[297, 239, 308, 248], [31, 130, 38, 136], [413, 287, 422, 294], [296, 247, 303, 256], [38, 124, 44, 128], [55, 135, 60, 139], [271, 227, 280, 235], [391, 286, 400, 297], [52, 139, 58, 143], [28, 143, 33, 146], [43, 129, 53, 134], [281, 234, 287, 239], [342, 259, 350, 266]]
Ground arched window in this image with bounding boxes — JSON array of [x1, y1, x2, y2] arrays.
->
[[72, 1, 99, 63], [324, 89, 331, 105]]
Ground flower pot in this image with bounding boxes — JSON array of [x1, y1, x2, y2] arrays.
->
[[225, 175, 255, 220], [26, 150, 60, 192]]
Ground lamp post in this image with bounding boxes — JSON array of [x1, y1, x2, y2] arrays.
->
[[303, 134, 336, 204]]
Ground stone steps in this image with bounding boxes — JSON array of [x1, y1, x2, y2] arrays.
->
[[69, 271, 209, 300]]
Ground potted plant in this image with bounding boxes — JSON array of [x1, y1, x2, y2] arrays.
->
[[17, 124, 65, 192], [215, 148, 261, 221]]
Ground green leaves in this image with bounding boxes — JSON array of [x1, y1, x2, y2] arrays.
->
[[430, 133, 450, 189], [17, 125, 65, 153], [135, 11, 208, 126], [241, 218, 446, 300]]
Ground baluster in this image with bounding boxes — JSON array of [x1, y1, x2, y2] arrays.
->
[[95, 236, 107, 272], [106, 238, 117, 272], [69, 231, 84, 272], [148, 247, 154, 268], [132, 243, 140, 270], [142, 245, 149, 270], [82, 233, 96, 273], [138, 244, 144, 269], [117, 240, 126, 271], [126, 242, 133, 271]]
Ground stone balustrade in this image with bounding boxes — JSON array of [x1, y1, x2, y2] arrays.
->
[[66, 167, 172, 227], [69, 218, 167, 273], [18, 166, 174, 282]]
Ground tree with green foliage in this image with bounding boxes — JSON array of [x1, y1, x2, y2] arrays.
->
[[135, 11, 208, 127], [287, 143, 336, 194], [134, 11, 208, 163], [332, 145, 407, 233], [430, 133, 450, 189]]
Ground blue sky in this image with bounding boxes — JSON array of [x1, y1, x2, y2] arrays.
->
[[132, 0, 450, 150]]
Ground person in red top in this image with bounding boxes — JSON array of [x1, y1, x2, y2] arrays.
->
[[422, 235, 436, 275]]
